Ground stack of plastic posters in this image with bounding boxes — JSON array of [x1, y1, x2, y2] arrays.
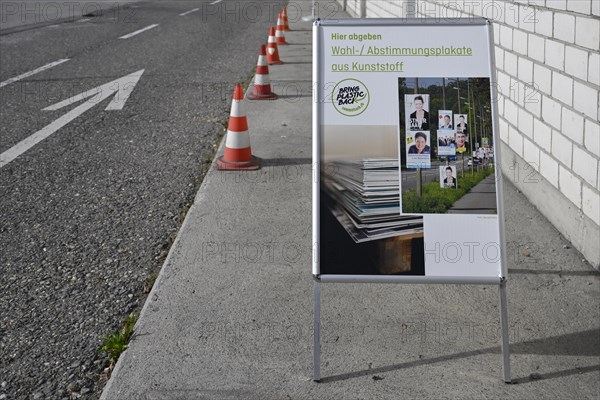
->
[[323, 158, 423, 243]]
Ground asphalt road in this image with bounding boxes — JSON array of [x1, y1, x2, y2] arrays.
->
[[0, 1, 286, 398]]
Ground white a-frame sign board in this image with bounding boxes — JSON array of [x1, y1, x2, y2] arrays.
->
[[312, 17, 511, 383]]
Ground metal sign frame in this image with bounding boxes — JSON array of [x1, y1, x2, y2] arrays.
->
[[312, 17, 511, 383]]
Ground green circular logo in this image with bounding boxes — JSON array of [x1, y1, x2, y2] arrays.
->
[[332, 78, 370, 117]]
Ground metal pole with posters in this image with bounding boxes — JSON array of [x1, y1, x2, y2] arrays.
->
[[313, 18, 511, 383]]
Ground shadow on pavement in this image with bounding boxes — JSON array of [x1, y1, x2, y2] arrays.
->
[[508, 268, 600, 277], [320, 328, 600, 383]]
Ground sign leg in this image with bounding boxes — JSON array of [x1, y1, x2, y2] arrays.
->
[[313, 281, 321, 382], [499, 280, 511, 383]]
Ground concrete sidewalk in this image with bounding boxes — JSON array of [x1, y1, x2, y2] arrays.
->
[[101, 3, 599, 399], [449, 174, 498, 214]]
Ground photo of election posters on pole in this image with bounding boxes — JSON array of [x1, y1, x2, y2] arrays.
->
[[398, 77, 497, 216], [314, 20, 504, 280]]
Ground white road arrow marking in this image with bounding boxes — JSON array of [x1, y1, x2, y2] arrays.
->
[[0, 69, 145, 168]]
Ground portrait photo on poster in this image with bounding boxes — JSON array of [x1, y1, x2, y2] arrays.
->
[[440, 165, 458, 189], [455, 114, 468, 134], [438, 110, 453, 129], [406, 94, 430, 131], [398, 77, 497, 216]]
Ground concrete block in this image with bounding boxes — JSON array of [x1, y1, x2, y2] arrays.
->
[[518, 107, 534, 138], [561, 106, 585, 143], [597, 161, 600, 191], [499, 116, 509, 143], [573, 146, 598, 187], [553, 12, 575, 43], [542, 95, 563, 130], [496, 70, 511, 97], [518, 4, 537, 33], [535, 8, 554, 37], [584, 118, 600, 158], [573, 80, 599, 119], [534, 118, 553, 152], [504, 48, 518, 76], [503, 1, 520, 28], [540, 150, 560, 188], [493, 20, 500, 40], [533, 63, 552, 95], [588, 52, 600, 86], [559, 164, 582, 206], [494, 46, 504, 70], [551, 71, 574, 106], [575, 16, 600, 51], [564, 45, 589, 81], [509, 124, 524, 157], [567, 0, 591, 15], [523, 137, 541, 168], [524, 80, 542, 109], [527, 33, 545, 63], [552, 130, 573, 167], [513, 28, 529, 55], [524, 90, 542, 117], [545, 0, 567, 11], [545, 39, 565, 70], [500, 24, 514, 50], [504, 98, 519, 123], [518, 57, 534, 83], [498, 92, 506, 115]]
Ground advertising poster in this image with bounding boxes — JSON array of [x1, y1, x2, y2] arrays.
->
[[440, 166, 457, 188], [437, 129, 456, 156], [315, 20, 503, 280], [438, 110, 453, 129], [455, 114, 468, 133], [482, 137, 489, 147], [455, 129, 470, 154], [405, 130, 431, 167], [406, 94, 430, 131], [405, 103, 431, 168]]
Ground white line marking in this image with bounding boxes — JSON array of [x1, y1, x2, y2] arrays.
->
[[118, 24, 159, 39], [179, 8, 199, 16], [0, 70, 145, 168], [0, 59, 70, 89], [77, 18, 91, 22], [210, 0, 223, 5]]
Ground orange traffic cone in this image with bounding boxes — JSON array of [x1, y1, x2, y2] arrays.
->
[[282, 6, 291, 31], [267, 27, 283, 65], [216, 84, 260, 171], [275, 13, 288, 45], [248, 45, 277, 100]]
